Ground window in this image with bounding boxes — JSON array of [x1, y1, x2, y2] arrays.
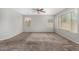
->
[[61, 12, 72, 31], [24, 17, 32, 27], [71, 11, 78, 33], [58, 9, 78, 33], [48, 19, 53, 28], [58, 16, 61, 29]]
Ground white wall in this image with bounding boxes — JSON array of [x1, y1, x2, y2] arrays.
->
[[55, 8, 79, 44], [23, 15, 54, 32], [0, 8, 23, 40]]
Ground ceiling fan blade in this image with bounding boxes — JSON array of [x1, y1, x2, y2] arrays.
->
[[40, 8, 44, 10], [40, 10, 46, 13]]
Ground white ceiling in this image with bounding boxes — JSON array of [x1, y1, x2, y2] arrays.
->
[[14, 8, 64, 15]]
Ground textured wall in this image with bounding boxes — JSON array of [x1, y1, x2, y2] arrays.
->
[[23, 15, 54, 32], [0, 8, 23, 40]]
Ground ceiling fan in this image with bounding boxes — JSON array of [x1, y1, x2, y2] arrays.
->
[[32, 8, 46, 14]]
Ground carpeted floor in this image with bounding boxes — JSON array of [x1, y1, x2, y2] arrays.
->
[[0, 32, 79, 51]]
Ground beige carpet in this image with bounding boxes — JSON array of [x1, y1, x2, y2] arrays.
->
[[0, 32, 79, 51]]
